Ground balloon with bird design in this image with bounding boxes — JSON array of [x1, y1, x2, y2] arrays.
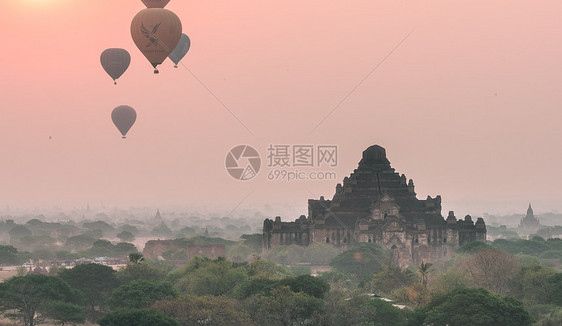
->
[[131, 8, 182, 74]]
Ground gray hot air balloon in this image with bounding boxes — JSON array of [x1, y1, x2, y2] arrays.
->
[[111, 106, 137, 139], [168, 34, 190, 68], [100, 49, 131, 85]]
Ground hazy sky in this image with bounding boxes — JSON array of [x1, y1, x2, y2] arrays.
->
[[1, 0, 561, 217]]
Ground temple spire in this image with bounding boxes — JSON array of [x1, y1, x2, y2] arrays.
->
[[527, 203, 534, 217]]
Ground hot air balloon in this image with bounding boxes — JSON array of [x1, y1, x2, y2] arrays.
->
[[142, 0, 170, 8], [169, 34, 190, 68], [131, 8, 182, 74], [100, 48, 131, 85], [112, 106, 137, 139]]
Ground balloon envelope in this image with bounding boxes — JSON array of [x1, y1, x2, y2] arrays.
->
[[131, 8, 182, 73], [168, 34, 190, 67], [100, 48, 131, 84], [112, 106, 137, 138], [141, 0, 170, 8]]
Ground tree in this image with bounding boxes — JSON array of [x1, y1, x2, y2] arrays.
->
[[510, 264, 556, 304], [242, 285, 323, 326], [98, 309, 178, 326], [116, 231, 135, 243], [227, 243, 253, 262], [112, 242, 137, 257], [0, 245, 19, 265], [43, 301, 85, 326], [65, 234, 96, 252], [365, 265, 416, 295], [279, 274, 330, 299], [463, 248, 518, 295], [0, 274, 80, 326], [172, 257, 248, 296], [549, 272, 562, 306], [330, 243, 388, 281], [303, 243, 340, 265], [456, 241, 494, 254], [410, 287, 534, 326], [246, 255, 292, 280], [116, 260, 167, 284], [154, 294, 255, 326], [58, 263, 119, 321], [108, 280, 178, 310], [86, 239, 113, 257], [129, 252, 144, 264], [418, 261, 433, 290]]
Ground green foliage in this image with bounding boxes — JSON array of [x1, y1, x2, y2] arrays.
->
[[266, 244, 305, 265], [548, 273, 562, 306], [278, 274, 330, 298], [241, 285, 323, 326], [116, 261, 167, 284], [330, 243, 388, 281], [240, 233, 263, 252], [456, 241, 494, 254], [58, 263, 119, 321], [112, 242, 137, 257], [116, 231, 135, 242], [362, 297, 411, 326], [128, 252, 144, 264], [109, 280, 178, 309], [289, 264, 311, 275], [82, 221, 113, 233], [152, 223, 173, 238], [172, 257, 248, 296], [411, 287, 534, 326], [98, 309, 178, 326], [303, 243, 340, 265], [365, 265, 417, 295], [510, 264, 555, 304], [227, 243, 253, 262], [246, 255, 292, 280], [492, 238, 550, 256], [154, 294, 255, 326], [43, 301, 86, 326], [0, 245, 19, 265], [65, 234, 96, 252], [0, 274, 79, 326], [236, 278, 278, 299]]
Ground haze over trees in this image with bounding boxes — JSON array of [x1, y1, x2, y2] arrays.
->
[[1, 208, 562, 324]]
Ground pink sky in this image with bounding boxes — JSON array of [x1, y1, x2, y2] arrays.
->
[[1, 0, 561, 216]]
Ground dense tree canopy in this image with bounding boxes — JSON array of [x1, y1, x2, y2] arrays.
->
[[410, 287, 534, 326], [0, 274, 80, 326], [109, 280, 178, 309], [58, 263, 119, 321], [0, 245, 20, 265], [98, 308, 178, 326]]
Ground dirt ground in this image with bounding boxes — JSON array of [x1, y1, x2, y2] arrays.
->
[[0, 266, 19, 282]]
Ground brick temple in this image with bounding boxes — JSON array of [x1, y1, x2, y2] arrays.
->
[[262, 145, 486, 267]]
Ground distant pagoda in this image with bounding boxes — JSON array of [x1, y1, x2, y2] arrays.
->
[[519, 204, 540, 235]]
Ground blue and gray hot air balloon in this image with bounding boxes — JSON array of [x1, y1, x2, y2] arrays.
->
[[168, 34, 190, 68]]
